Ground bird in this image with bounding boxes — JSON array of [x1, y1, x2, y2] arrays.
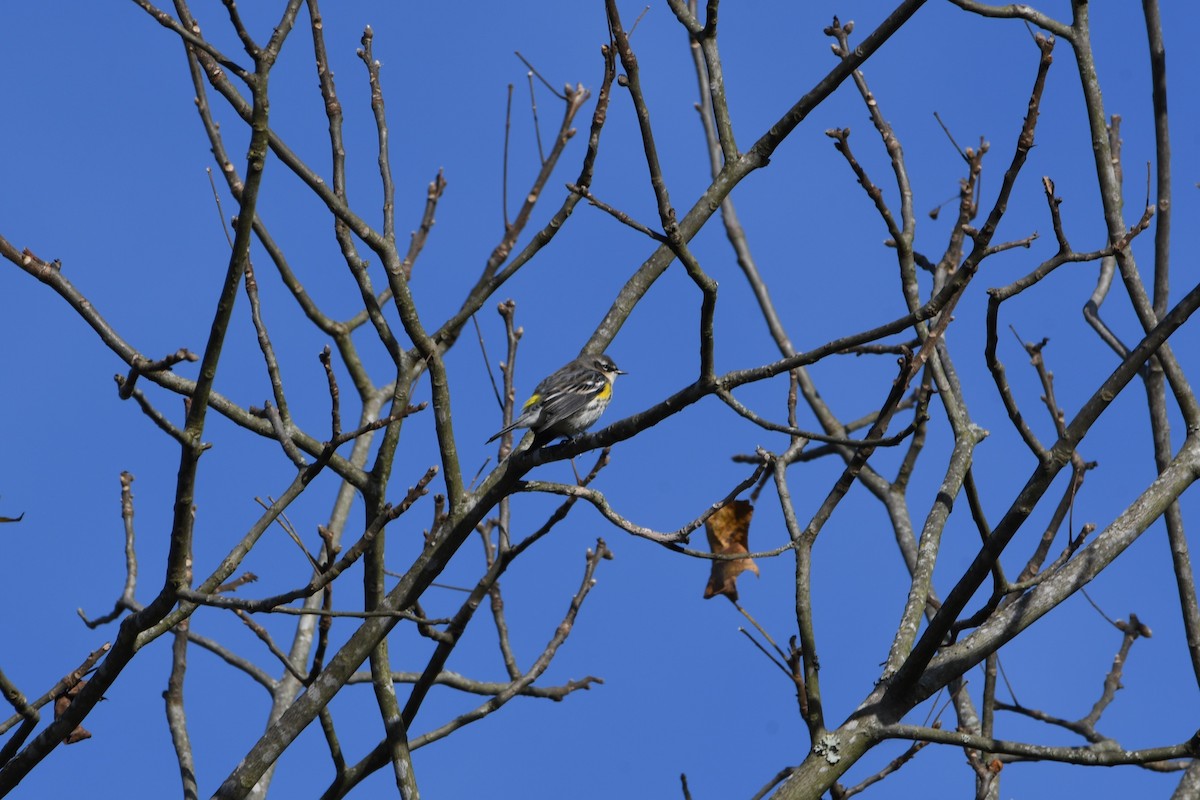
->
[[487, 353, 626, 444]]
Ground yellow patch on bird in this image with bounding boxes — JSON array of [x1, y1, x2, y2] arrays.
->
[[523, 393, 541, 409], [595, 382, 612, 401]]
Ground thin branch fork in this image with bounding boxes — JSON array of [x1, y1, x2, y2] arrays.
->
[[117, 348, 199, 399], [407, 453, 609, 726], [305, 3, 403, 362], [407, 539, 612, 750], [990, 613, 1152, 761], [323, 540, 613, 796], [1069, 2, 1200, 431], [838, 735, 932, 798], [567, 183, 667, 242], [178, 466, 439, 615], [433, 42, 616, 355], [0, 645, 110, 740], [131, 0, 253, 80], [141, 454, 385, 646], [73, 475, 278, 690], [346, 669, 601, 700], [891, 276, 1200, 705], [518, 462, 766, 548], [485, 84, 591, 277], [716, 387, 926, 447], [922, 31, 1056, 339], [826, 126, 904, 246], [984, 197, 1156, 462], [0, 238, 368, 489], [880, 724, 1200, 767], [79, 473, 140, 628]]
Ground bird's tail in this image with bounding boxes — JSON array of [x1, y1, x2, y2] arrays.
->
[[486, 421, 520, 444]]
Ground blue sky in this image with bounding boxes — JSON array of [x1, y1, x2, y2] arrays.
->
[[3, 1, 1200, 798]]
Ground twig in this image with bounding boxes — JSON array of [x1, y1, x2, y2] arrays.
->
[[932, 111, 968, 162], [329, 541, 612, 795], [255, 497, 320, 571], [347, 670, 603, 701], [356, 26, 396, 242], [165, 618, 198, 800], [514, 51, 566, 100], [738, 628, 791, 678], [749, 767, 798, 800], [518, 463, 765, 547], [568, 184, 668, 242], [0, 644, 111, 739], [502, 83, 513, 229], [839, 737, 932, 798], [717, 387, 924, 446], [113, 377, 194, 448], [880, 724, 1199, 766], [527, 71, 545, 164], [234, 610, 307, 684], [408, 540, 612, 748], [179, 467, 439, 615]]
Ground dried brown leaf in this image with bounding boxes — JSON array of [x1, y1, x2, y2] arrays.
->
[[703, 500, 758, 601], [54, 679, 93, 745]]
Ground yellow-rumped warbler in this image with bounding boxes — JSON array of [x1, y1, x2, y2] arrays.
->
[[487, 353, 625, 443]]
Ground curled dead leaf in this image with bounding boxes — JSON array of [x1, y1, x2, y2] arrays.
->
[[703, 500, 758, 601], [54, 679, 93, 745]]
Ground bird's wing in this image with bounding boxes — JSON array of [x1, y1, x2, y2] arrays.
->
[[535, 370, 605, 426]]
